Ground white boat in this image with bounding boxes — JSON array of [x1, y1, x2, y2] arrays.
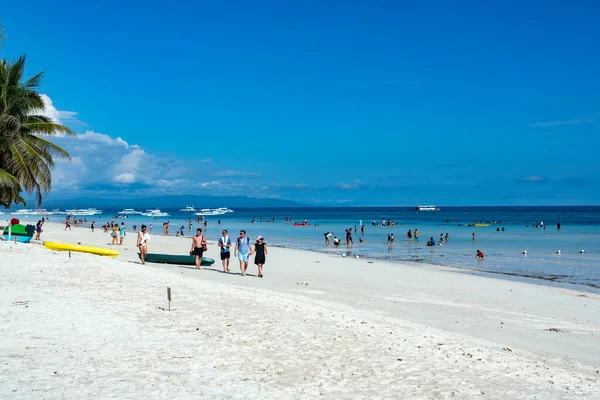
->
[[194, 207, 233, 216], [11, 209, 49, 216], [411, 205, 440, 211], [118, 208, 142, 215], [142, 209, 170, 217], [179, 205, 196, 212], [49, 209, 67, 215], [66, 208, 103, 216]]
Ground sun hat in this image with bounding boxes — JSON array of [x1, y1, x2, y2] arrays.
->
[[256, 235, 264, 241]]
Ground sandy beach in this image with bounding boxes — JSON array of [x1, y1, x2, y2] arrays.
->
[[1, 221, 599, 399]]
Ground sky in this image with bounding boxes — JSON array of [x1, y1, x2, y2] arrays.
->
[[2, 0, 599, 206]]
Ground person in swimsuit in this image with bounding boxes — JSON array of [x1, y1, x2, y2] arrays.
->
[[324, 232, 333, 247], [64, 215, 71, 231], [254, 236, 267, 278], [190, 228, 207, 270], [476, 250, 485, 259], [345, 229, 353, 248], [111, 224, 119, 245], [137, 225, 150, 265], [35, 220, 43, 240]]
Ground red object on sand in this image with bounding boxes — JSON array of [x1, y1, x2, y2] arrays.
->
[[10, 218, 19, 225]]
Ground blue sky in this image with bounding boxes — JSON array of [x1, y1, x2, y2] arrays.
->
[[2, 0, 599, 205]]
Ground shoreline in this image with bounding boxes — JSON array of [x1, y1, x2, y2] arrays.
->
[[1, 221, 599, 397]]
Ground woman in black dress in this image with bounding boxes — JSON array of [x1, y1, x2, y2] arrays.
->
[[254, 236, 267, 278]]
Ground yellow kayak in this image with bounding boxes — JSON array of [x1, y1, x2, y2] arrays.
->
[[43, 241, 119, 258], [474, 223, 490, 227]]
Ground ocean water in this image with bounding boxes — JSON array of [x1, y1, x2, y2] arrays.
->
[[13, 206, 600, 293]]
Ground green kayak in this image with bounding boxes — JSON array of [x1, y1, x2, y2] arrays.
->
[[138, 253, 215, 266]]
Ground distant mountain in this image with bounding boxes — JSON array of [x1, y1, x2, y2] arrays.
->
[[41, 195, 302, 209]]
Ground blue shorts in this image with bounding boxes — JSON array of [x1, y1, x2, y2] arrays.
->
[[238, 252, 249, 262]]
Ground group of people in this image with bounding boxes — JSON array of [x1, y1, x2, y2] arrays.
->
[[135, 226, 268, 278], [324, 227, 362, 248]]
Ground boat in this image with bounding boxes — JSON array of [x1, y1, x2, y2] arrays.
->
[[50, 209, 67, 215], [3, 224, 35, 243], [474, 223, 490, 227], [43, 241, 119, 257], [139, 253, 215, 266], [194, 207, 233, 216], [179, 205, 196, 212], [411, 205, 440, 211], [66, 208, 103, 216], [118, 208, 142, 215], [292, 223, 311, 226], [142, 209, 170, 217], [11, 209, 49, 216]]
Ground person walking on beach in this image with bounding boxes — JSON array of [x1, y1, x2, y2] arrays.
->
[[91, 221, 95, 232], [119, 222, 126, 245], [218, 229, 232, 272], [234, 230, 253, 276], [254, 236, 267, 278], [190, 228, 207, 270], [414, 229, 419, 242], [137, 225, 150, 265], [111, 223, 119, 245], [64, 215, 71, 231]]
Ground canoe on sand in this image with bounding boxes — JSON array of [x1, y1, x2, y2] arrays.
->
[[138, 253, 215, 266], [43, 241, 119, 257]]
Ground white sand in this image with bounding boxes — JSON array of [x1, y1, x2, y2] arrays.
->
[[1, 222, 598, 399]]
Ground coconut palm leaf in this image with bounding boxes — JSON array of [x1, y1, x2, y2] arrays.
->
[[0, 55, 74, 207]]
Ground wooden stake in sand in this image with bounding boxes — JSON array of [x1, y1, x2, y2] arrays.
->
[[167, 287, 171, 311]]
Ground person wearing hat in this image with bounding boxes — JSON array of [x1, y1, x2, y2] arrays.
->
[[254, 235, 268, 278]]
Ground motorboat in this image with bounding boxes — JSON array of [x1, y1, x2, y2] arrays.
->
[[11, 209, 49, 216], [66, 208, 103, 216], [118, 208, 142, 215], [411, 205, 440, 211], [194, 207, 233, 216], [142, 209, 170, 217], [179, 205, 196, 212]]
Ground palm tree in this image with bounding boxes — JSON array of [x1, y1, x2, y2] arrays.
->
[[0, 55, 74, 207]]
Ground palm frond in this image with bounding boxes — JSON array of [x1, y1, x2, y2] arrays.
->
[[0, 55, 75, 207], [23, 121, 75, 136]]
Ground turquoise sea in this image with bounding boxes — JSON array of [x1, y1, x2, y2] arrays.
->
[[12, 206, 600, 293]]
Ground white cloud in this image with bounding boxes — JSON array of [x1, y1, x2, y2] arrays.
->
[[216, 170, 259, 177], [38, 94, 79, 124], [114, 173, 136, 184], [79, 131, 129, 147], [195, 181, 221, 189]]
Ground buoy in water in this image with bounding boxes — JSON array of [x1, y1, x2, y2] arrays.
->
[[522, 250, 528, 255], [580, 250, 585, 254]]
